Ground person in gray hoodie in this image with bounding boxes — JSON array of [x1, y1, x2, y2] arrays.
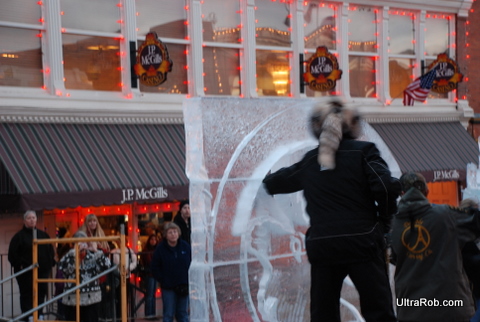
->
[[391, 172, 480, 322]]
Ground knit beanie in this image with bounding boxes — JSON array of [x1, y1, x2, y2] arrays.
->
[[178, 199, 189, 211]]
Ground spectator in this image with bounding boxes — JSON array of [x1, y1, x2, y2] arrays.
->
[[174, 200, 191, 244], [151, 222, 191, 322], [58, 230, 111, 322], [111, 238, 138, 318], [55, 241, 72, 321], [140, 234, 159, 320], [8, 210, 55, 321], [262, 100, 400, 321], [78, 214, 110, 253], [391, 172, 480, 322]]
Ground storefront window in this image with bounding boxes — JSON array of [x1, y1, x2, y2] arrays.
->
[[304, 3, 337, 50], [255, 0, 291, 47], [46, 201, 180, 252], [389, 10, 415, 55], [389, 58, 413, 100], [0, 27, 43, 87], [256, 50, 290, 97], [62, 34, 121, 91], [60, 0, 120, 33], [0, 0, 41, 24], [135, 0, 187, 39], [203, 47, 241, 96], [349, 56, 376, 98], [201, 0, 241, 43], [137, 43, 188, 94], [425, 14, 450, 57], [348, 6, 377, 53]]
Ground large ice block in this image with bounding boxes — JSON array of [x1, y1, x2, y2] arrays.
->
[[184, 97, 395, 322]]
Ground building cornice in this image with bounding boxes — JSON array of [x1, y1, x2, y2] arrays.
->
[[351, 0, 473, 17], [0, 105, 184, 124]]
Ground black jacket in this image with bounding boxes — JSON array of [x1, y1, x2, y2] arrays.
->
[[174, 214, 191, 244], [391, 188, 480, 321], [263, 139, 401, 264], [151, 239, 191, 289], [8, 226, 55, 273]]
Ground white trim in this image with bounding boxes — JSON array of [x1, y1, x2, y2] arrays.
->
[[344, 0, 472, 16]]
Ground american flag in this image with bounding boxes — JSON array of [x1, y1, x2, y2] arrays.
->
[[403, 68, 437, 106]]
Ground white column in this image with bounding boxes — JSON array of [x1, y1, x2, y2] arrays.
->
[[241, 0, 258, 98], [378, 7, 391, 104], [338, 3, 351, 100], [120, 0, 138, 98], [188, 0, 205, 96], [42, 0, 65, 96]]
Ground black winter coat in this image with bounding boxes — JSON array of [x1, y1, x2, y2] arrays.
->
[[263, 139, 401, 264], [8, 226, 55, 273]]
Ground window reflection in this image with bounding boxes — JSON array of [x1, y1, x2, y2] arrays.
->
[[348, 7, 377, 53], [60, 0, 120, 33], [389, 11, 415, 55], [138, 43, 188, 94], [201, 0, 241, 44], [304, 4, 336, 50], [0, 0, 41, 24], [349, 56, 376, 98], [425, 15, 449, 56], [62, 34, 121, 91], [389, 58, 413, 100], [136, 0, 187, 39], [0, 27, 43, 87], [203, 48, 241, 96], [256, 50, 290, 97], [255, 0, 291, 47]]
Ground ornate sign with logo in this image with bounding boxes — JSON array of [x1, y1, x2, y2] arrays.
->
[[429, 53, 463, 94], [303, 46, 342, 92], [134, 32, 173, 86]]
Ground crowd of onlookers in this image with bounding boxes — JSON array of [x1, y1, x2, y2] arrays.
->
[[8, 200, 191, 322]]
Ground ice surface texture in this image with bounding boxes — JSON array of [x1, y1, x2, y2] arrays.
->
[[184, 97, 397, 322]]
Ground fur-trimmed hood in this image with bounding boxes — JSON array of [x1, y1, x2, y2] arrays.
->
[[309, 100, 362, 169]]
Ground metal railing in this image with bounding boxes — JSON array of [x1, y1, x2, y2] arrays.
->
[[0, 229, 132, 322], [1, 247, 161, 321]]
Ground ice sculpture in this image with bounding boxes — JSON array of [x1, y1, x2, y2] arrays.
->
[[184, 97, 395, 322]]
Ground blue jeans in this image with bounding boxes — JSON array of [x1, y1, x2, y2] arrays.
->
[[144, 276, 157, 317], [161, 288, 189, 322]]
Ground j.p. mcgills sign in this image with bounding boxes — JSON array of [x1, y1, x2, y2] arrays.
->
[[121, 186, 168, 204], [134, 31, 173, 87]]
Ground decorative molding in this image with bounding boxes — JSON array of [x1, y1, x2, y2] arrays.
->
[[348, 0, 473, 16], [0, 115, 184, 124], [365, 116, 462, 123], [0, 107, 184, 124]]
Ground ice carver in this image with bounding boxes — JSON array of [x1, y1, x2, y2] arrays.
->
[[262, 100, 401, 322]]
